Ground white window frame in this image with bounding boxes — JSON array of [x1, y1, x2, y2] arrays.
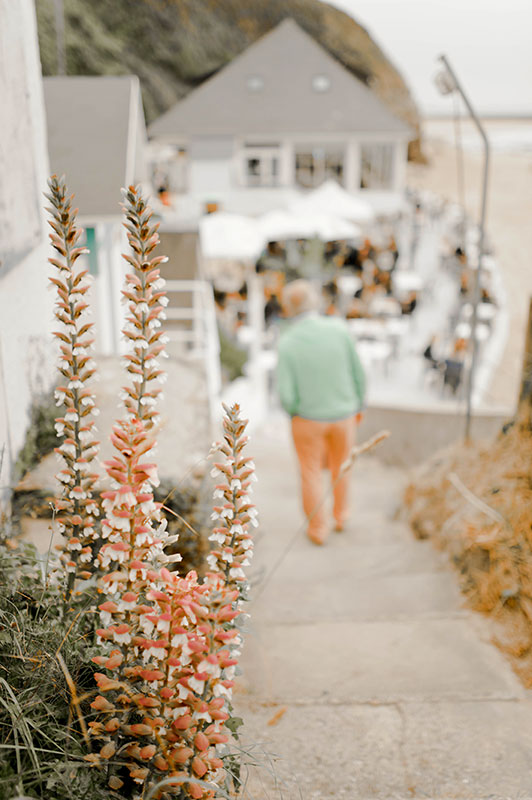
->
[[294, 144, 345, 189], [241, 143, 281, 188], [359, 143, 395, 190]]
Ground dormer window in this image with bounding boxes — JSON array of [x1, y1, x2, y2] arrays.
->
[[312, 74, 330, 92], [247, 75, 264, 92]]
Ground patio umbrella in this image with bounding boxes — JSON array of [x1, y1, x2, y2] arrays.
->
[[199, 212, 266, 260], [258, 208, 361, 242], [258, 209, 316, 241], [291, 179, 375, 223]]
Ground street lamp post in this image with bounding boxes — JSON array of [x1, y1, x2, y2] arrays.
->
[[54, 0, 66, 75], [435, 54, 490, 441]]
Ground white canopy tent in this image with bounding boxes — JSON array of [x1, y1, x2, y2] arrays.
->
[[291, 179, 375, 224]]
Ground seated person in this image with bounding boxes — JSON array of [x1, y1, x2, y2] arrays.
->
[[324, 241, 340, 264], [264, 293, 282, 325], [346, 288, 368, 319], [443, 337, 467, 394], [401, 291, 418, 315], [423, 336, 441, 369], [443, 359, 463, 394], [376, 269, 393, 295], [157, 183, 172, 207], [389, 235, 399, 269], [481, 286, 496, 304], [343, 245, 362, 272], [322, 279, 340, 316], [256, 240, 286, 272]]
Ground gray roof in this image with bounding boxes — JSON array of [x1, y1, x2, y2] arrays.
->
[[150, 19, 411, 140], [44, 76, 147, 220]]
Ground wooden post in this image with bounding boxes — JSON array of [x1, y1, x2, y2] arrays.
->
[[518, 298, 532, 428]]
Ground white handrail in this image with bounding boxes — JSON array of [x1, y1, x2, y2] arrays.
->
[[164, 278, 221, 428]]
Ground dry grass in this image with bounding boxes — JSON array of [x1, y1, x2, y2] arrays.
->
[[405, 423, 532, 686]]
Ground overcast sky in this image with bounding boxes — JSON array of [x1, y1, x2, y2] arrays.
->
[[327, 0, 532, 115]]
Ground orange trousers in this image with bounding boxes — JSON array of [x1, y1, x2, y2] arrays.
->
[[291, 415, 356, 543]]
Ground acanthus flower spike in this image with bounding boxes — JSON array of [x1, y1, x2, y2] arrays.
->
[[119, 185, 169, 429], [207, 403, 257, 599], [45, 175, 101, 592], [89, 568, 240, 798]]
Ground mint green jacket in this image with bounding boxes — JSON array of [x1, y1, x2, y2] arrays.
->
[[277, 314, 366, 420]]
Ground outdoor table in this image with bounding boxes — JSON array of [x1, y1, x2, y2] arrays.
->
[[368, 296, 401, 317], [477, 303, 497, 322], [392, 270, 423, 294], [236, 325, 256, 346], [337, 275, 363, 296], [356, 340, 393, 375], [476, 323, 491, 342], [460, 303, 474, 320], [348, 318, 389, 340], [455, 321, 491, 342], [383, 317, 409, 337]]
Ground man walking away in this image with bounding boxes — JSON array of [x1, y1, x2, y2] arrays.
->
[[277, 280, 366, 545]]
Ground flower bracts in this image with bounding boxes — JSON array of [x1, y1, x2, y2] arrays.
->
[[46, 175, 100, 586], [90, 569, 239, 798]]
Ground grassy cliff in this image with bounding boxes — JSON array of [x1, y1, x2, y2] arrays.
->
[[36, 0, 421, 155]]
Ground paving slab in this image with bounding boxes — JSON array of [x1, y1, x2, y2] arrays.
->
[[233, 698, 532, 800], [251, 570, 464, 624], [402, 699, 532, 799], [232, 702, 407, 800], [253, 536, 451, 581], [241, 618, 524, 705]]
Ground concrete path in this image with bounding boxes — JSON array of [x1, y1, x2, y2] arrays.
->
[[234, 414, 532, 800]]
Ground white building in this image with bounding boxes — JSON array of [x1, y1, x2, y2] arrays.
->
[[149, 19, 413, 219], [0, 0, 55, 505], [43, 75, 148, 354]]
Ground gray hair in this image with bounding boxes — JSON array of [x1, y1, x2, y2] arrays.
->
[[282, 280, 319, 317]]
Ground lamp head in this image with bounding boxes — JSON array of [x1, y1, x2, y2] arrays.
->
[[434, 66, 456, 96]]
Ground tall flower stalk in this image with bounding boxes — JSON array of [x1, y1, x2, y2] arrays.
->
[[45, 175, 100, 592], [85, 188, 258, 799], [208, 404, 258, 598], [96, 184, 176, 669], [121, 186, 169, 428]]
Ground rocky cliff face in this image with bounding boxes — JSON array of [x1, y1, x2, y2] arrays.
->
[[36, 0, 422, 158]]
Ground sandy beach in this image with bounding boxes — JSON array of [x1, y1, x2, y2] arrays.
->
[[407, 117, 532, 409]]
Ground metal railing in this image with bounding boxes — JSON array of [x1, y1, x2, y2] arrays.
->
[[164, 279, 222, 426]]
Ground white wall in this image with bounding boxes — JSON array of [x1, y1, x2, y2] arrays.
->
[[0, 0, 54, 500], [188, 136, 235, 198], [189, 160, 234, 197]]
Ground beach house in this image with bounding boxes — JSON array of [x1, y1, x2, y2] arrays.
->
[[43, 75, 148, 354], [0, 0, 55, 504], [149, 18, 413, 219]]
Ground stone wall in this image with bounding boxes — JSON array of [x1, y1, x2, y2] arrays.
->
[[360, 402, 513, 468]]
